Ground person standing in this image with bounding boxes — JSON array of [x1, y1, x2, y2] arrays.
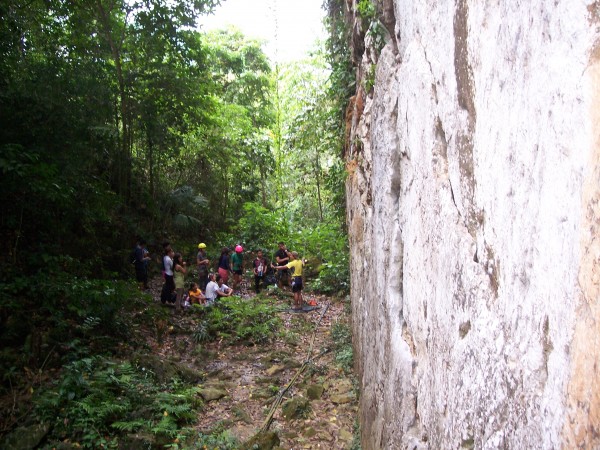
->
[[133, 238, 151, 290], [274, 242, 290, 289], [173, 253, 187, 311], [142, 243, 150, 289], [217, 247, 232, 284], [161, 241, 171, 279], [253, 249, 269, 294], [161, 246, 175, 304], [196, 243, 210, 292], [272, 251, 305, 311], [231, 245, 244, 291]]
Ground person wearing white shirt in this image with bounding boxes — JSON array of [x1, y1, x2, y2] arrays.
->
[[217, 275, 233, 297], [205, 273, 219, 306], [161, 247, 175, 304]]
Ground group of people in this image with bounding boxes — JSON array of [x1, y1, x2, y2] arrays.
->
[[199, 241, 308, 310], [160, 242, 234, 311], [136, 239, 307, 312]]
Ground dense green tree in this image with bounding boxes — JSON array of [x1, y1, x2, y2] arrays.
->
[[190, 28, 275, 227], [274, 52, 344, 225]]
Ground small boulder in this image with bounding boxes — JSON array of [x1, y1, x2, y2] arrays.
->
[[199, 386, 228, 402], [330, 391, 356, 404], [303, 427, 317, 438], [332, 378, 353, 394], [306, 384, 324, 400], [1, 423, 49, 449], [339, 427, 354, 443], [266, 364, 286, 376], [281, 397, 310, 420], [232, 406, 253, 424], [241, 431, 280, 450]]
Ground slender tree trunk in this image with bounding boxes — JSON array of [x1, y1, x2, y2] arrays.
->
[[274, 64, 284, 205], [223, 174, 230, 223], [96, 0, 130, 199], [314, 149, 324, 222], [260, 157, 267, 208], [148, 136, 155, 198]]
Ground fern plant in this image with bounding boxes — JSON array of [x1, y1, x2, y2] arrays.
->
[[33, 357, 204, 448]]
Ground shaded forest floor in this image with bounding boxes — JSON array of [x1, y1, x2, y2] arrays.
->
[[144, 276, 359, 449]]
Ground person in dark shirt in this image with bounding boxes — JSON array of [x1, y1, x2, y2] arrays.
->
[[253, 250, 269, 294], [134, 238, 151, 290], [218, 247, 232, 284], [274, 242, 290, 289]]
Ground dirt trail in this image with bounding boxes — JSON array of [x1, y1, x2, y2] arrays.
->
[[147, 277, 359, 449]]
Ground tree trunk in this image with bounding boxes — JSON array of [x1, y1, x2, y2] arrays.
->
[[314, 148, 324, 222], [95, 0, 130, 199]]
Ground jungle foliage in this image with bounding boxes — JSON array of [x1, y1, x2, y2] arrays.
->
[[0, 0, 356, 445]]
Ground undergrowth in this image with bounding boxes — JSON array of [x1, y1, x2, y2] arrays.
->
[[34, 357, 202, 448], [195, 296, 282, 345], [332, 315, 361, 449], [332, 320, 354, 374], [0, 268, 195, 448]]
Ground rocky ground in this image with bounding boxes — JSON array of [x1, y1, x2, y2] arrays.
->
[[146, 276, 359, 449]]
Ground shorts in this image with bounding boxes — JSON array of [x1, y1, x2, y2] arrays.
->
[[218, 267, 230, 283], [233, 269, 243, 275], [291, 276, 303, 293], [277, 268, 289, 277]]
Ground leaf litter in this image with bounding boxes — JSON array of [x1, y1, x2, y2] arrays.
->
[[146, 276, 358, 449]]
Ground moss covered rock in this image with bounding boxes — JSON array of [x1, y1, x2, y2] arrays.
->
[[281, 397, 310, 420], [306, 384, 324, 400], [241, 431, 280, 450]]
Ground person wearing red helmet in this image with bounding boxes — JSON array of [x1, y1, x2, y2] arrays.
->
[[231, 244, 244, 291]]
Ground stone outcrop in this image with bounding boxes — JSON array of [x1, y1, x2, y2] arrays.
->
[[344, 0, 600, 448]]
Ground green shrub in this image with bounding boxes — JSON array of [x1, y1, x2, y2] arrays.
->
[[356, 0, 386, 57], [203, 296, 282, 345], [228, 202, 290, 251], [356, 0, 376, 21], [332, 321, 354, 373], [303, 223, 349, 295], [192, 321, 211, 343], [0, 272, 140, 370], [34, 357, 202, 448]]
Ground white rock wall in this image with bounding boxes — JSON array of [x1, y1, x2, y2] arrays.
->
[[346, 1, 600, 448]]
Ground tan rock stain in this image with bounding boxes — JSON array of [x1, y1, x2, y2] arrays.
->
[[563, 45, 600, 449]]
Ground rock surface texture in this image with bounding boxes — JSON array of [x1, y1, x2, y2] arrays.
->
[[345, 0, 600, 448]]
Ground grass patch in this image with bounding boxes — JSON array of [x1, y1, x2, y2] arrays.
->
[[196, 296, 283, 345], [332, 321, 354, 374]]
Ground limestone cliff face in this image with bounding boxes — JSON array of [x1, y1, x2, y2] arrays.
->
[[345, 1, 600, 448]]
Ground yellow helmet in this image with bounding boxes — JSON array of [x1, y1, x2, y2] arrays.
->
[[198, 243, 207, 249]]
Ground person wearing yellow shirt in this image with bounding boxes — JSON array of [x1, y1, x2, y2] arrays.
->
[[188, 282, 205, 305], [273, 251, 305, 311]]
